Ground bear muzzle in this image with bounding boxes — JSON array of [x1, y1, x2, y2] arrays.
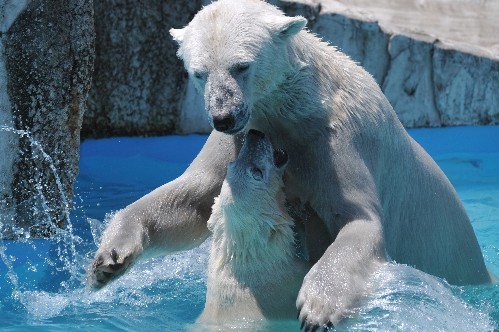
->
[[213, 114, 235, 132]]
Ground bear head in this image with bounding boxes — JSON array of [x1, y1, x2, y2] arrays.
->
[[170, 0, 307, 134]]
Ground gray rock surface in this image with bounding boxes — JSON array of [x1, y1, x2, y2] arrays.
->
[[83, 0, 203, 138], [433, 48, 499, 125], [1, 0, 94, 238], [0, 1, 26, 237]]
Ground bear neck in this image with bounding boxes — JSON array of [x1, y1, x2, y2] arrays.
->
[[251, 33, 329, 130], [251, 31, 391, 142], [208, 190, 296, 278]]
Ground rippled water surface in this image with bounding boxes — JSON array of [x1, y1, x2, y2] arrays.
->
[[1, 126, 498, 331]]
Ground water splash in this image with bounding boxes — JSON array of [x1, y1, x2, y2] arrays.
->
[[0, 238, 20, 298], [3, 219, 210, 327], [0, 125, 76, 244], [0, 126, 84, 316], [0, 125, 71, 222], [340, 263, 496, 331]]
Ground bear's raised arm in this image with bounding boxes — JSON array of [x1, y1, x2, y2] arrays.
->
[[86, 131, 242, 289]]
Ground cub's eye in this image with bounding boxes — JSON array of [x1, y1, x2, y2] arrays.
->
[[233, 63, 250, 75], [273, 149, 288, 168], [249, 166, 263, 181]]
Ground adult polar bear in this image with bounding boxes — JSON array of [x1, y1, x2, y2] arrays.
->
[[88, 0, 491, 328]]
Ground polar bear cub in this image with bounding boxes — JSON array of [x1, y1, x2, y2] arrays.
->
[[198, 129, 310, 324]]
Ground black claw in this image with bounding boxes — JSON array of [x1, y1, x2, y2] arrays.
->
[[301, 319, 306, 330], [323, 321, 334, 331], [109, 262, 124, 271], [111, 248, 119, 263], [311, 324, 320, 332], [93, 255, 104, 268]]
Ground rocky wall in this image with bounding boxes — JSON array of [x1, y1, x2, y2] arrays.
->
[[83, 0, 205, 138], [1, 0, 94, 238]]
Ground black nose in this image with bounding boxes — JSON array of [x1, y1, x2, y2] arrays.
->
[[213, 114, 235, 132], [248, 129, 265, 139]]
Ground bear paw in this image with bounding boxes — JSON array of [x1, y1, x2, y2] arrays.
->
[[297, 280, 337, 331], [296, 264, 354, 331], [87, 247, 137, 289]]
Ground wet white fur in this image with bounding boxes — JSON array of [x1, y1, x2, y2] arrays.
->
[[89, 0, 491, 328], [169, 1, 490, 325], [199, 135, 309, 323]]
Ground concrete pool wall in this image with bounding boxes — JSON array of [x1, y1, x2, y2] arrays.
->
[[274, 0, 499, 128]]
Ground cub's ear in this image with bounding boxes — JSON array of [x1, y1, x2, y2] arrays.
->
[[170, 27, 186, 44], [271, 16, 307, 39]]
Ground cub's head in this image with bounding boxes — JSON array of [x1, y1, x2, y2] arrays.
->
[[208, 129, 289, 242], [225, 129, 288, 203], [208, 130, 293, 265], [170, 0, 306, 134]]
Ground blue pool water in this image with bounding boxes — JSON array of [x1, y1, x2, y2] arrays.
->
[[0, 126, 498, 331]]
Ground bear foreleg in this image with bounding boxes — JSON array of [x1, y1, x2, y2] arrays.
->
[[297, 218, 386, 329], [87, 131, 242, 289]]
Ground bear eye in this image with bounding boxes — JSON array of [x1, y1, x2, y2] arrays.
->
[[192, 70, 207, 81], [273, 149, 288, 168], [233, 63, 250, 75], [249, 166, 263, 181]]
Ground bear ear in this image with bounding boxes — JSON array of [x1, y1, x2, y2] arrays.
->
[[271, 16, 307, 40], [170, 27, 186, 44]]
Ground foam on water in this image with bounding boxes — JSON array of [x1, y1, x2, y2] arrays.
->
[[1, 218, 210, 330], [341, 263, 495, 331]]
